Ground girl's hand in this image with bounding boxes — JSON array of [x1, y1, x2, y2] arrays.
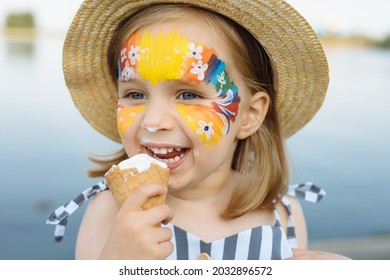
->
[[98, 183, 174, 259], [289, 248, 351, 260]]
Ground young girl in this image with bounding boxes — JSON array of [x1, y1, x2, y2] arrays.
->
[[48, 0, 348, 260]]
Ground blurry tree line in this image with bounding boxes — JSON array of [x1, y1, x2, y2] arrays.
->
[[377, 35, 390, 48], [6, 12, 35, 28], [3, 11, 390, 49]]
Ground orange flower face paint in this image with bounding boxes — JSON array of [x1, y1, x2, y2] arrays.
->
[[117, 104, 145, 138], [176, 104, 226, 148], [118, 30, 240, 148]]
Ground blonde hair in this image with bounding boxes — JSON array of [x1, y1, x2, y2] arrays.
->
[[91, 4, 289, 218]]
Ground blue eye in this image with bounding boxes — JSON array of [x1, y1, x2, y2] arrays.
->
[[129, 92, 146, 100], [180, 92, 198, 100]]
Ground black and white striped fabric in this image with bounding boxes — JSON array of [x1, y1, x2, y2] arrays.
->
[[46, 181, 324, 257], [163, 212, 293, 260], [162, 186, 323, 260], [287, 182, 325, 203], [46, 181, 108, 241]]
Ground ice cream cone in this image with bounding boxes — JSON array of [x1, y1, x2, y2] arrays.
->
[[105, 154, 169, 209]]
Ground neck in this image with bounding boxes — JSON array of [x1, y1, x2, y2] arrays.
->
[[166, 170, 239, 218]]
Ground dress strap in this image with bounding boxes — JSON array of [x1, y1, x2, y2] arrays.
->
[[287, 182, 325, 203], [46, 181, 325, 242], [280, 196, 298, 247], [274, 183, 326, 248], [46, 181, 108, 241]]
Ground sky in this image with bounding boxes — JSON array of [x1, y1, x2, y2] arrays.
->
[[0, 0, 390, 38]]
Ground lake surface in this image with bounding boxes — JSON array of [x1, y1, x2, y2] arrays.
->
[[0, 35, 389, 259]]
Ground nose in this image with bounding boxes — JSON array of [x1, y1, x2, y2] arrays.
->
[[141, 97, 175, 132]]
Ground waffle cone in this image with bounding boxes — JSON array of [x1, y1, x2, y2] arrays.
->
[[105, 163, 169, 209]]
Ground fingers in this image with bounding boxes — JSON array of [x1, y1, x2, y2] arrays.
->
[[147, 203, 174, 225], [101, 183, 174, 260], [121, 183, 167, 212], [158, 240, 174, 259], [161, 209, 174, 225], [157, 224, 173, 242], [117, 183, 172, 227]]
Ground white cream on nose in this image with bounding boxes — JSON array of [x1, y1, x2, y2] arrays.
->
[[145, 126, 160, 133]]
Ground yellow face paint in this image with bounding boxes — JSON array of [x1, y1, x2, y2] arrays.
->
[[177, 103, 226, 149], [117, 104, 145, 138], [119, 30, 216, 85], [118, 29, 241, 148]]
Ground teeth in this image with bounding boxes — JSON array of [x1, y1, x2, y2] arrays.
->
[[148, 147, 182, 154], [148, 147, 166, 154], [147, 146, 185, 165], [157, 154, 184, 165]]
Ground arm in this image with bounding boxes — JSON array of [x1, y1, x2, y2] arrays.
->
[[288, 195, 308, 249], [279, 196, 350, 260], [275, 195, 308, 249], [75, 183, 174, 260], [75, 190, 117, 259]]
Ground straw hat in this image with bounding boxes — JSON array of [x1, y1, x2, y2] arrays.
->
[[63, 0, 328, 142]]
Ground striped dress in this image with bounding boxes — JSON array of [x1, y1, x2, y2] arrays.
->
[[47, 182, 325, 260], [163, 196, 296, 260]]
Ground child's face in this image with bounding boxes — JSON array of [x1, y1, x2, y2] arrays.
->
[[117, 20, 250, 192]]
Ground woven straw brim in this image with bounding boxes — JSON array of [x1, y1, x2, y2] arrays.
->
[[63, 0, 329, 143]]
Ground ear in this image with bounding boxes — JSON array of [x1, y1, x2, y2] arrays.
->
[[236, 91, 270, 139]]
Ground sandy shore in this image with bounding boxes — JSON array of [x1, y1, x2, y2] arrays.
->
[[309, 234, 390, 260]]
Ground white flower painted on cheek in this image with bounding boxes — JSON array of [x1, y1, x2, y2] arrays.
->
[[190, 60, 208, 81], [128, 46, 140, 65], [187, 43, 203, 59], [196, 120, 214, 141]]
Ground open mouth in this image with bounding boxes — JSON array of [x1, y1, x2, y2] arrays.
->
[[145, 146, 189, 168]]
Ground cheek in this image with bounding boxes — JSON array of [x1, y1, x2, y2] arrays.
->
[[176, 103, 226, 148], [117, 105, 145, 138]]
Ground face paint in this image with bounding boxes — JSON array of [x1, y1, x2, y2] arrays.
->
[[118, 30, 241, 147], [117, 104, 145, 138], [177, 103, 226, 148]]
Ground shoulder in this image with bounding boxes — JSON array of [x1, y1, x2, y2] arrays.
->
[[85, 188, 117, 215], [75, 190, 118, 259], [275, 195, 308, 249]]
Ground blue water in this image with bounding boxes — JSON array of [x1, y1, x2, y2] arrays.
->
[[0, 36, 389, 259]]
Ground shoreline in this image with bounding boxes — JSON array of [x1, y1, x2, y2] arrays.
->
[[0, 27, 66, 41], [309, 234, 390, 260], [2, 28, 389, 50], [319, 36, 377, 49]]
